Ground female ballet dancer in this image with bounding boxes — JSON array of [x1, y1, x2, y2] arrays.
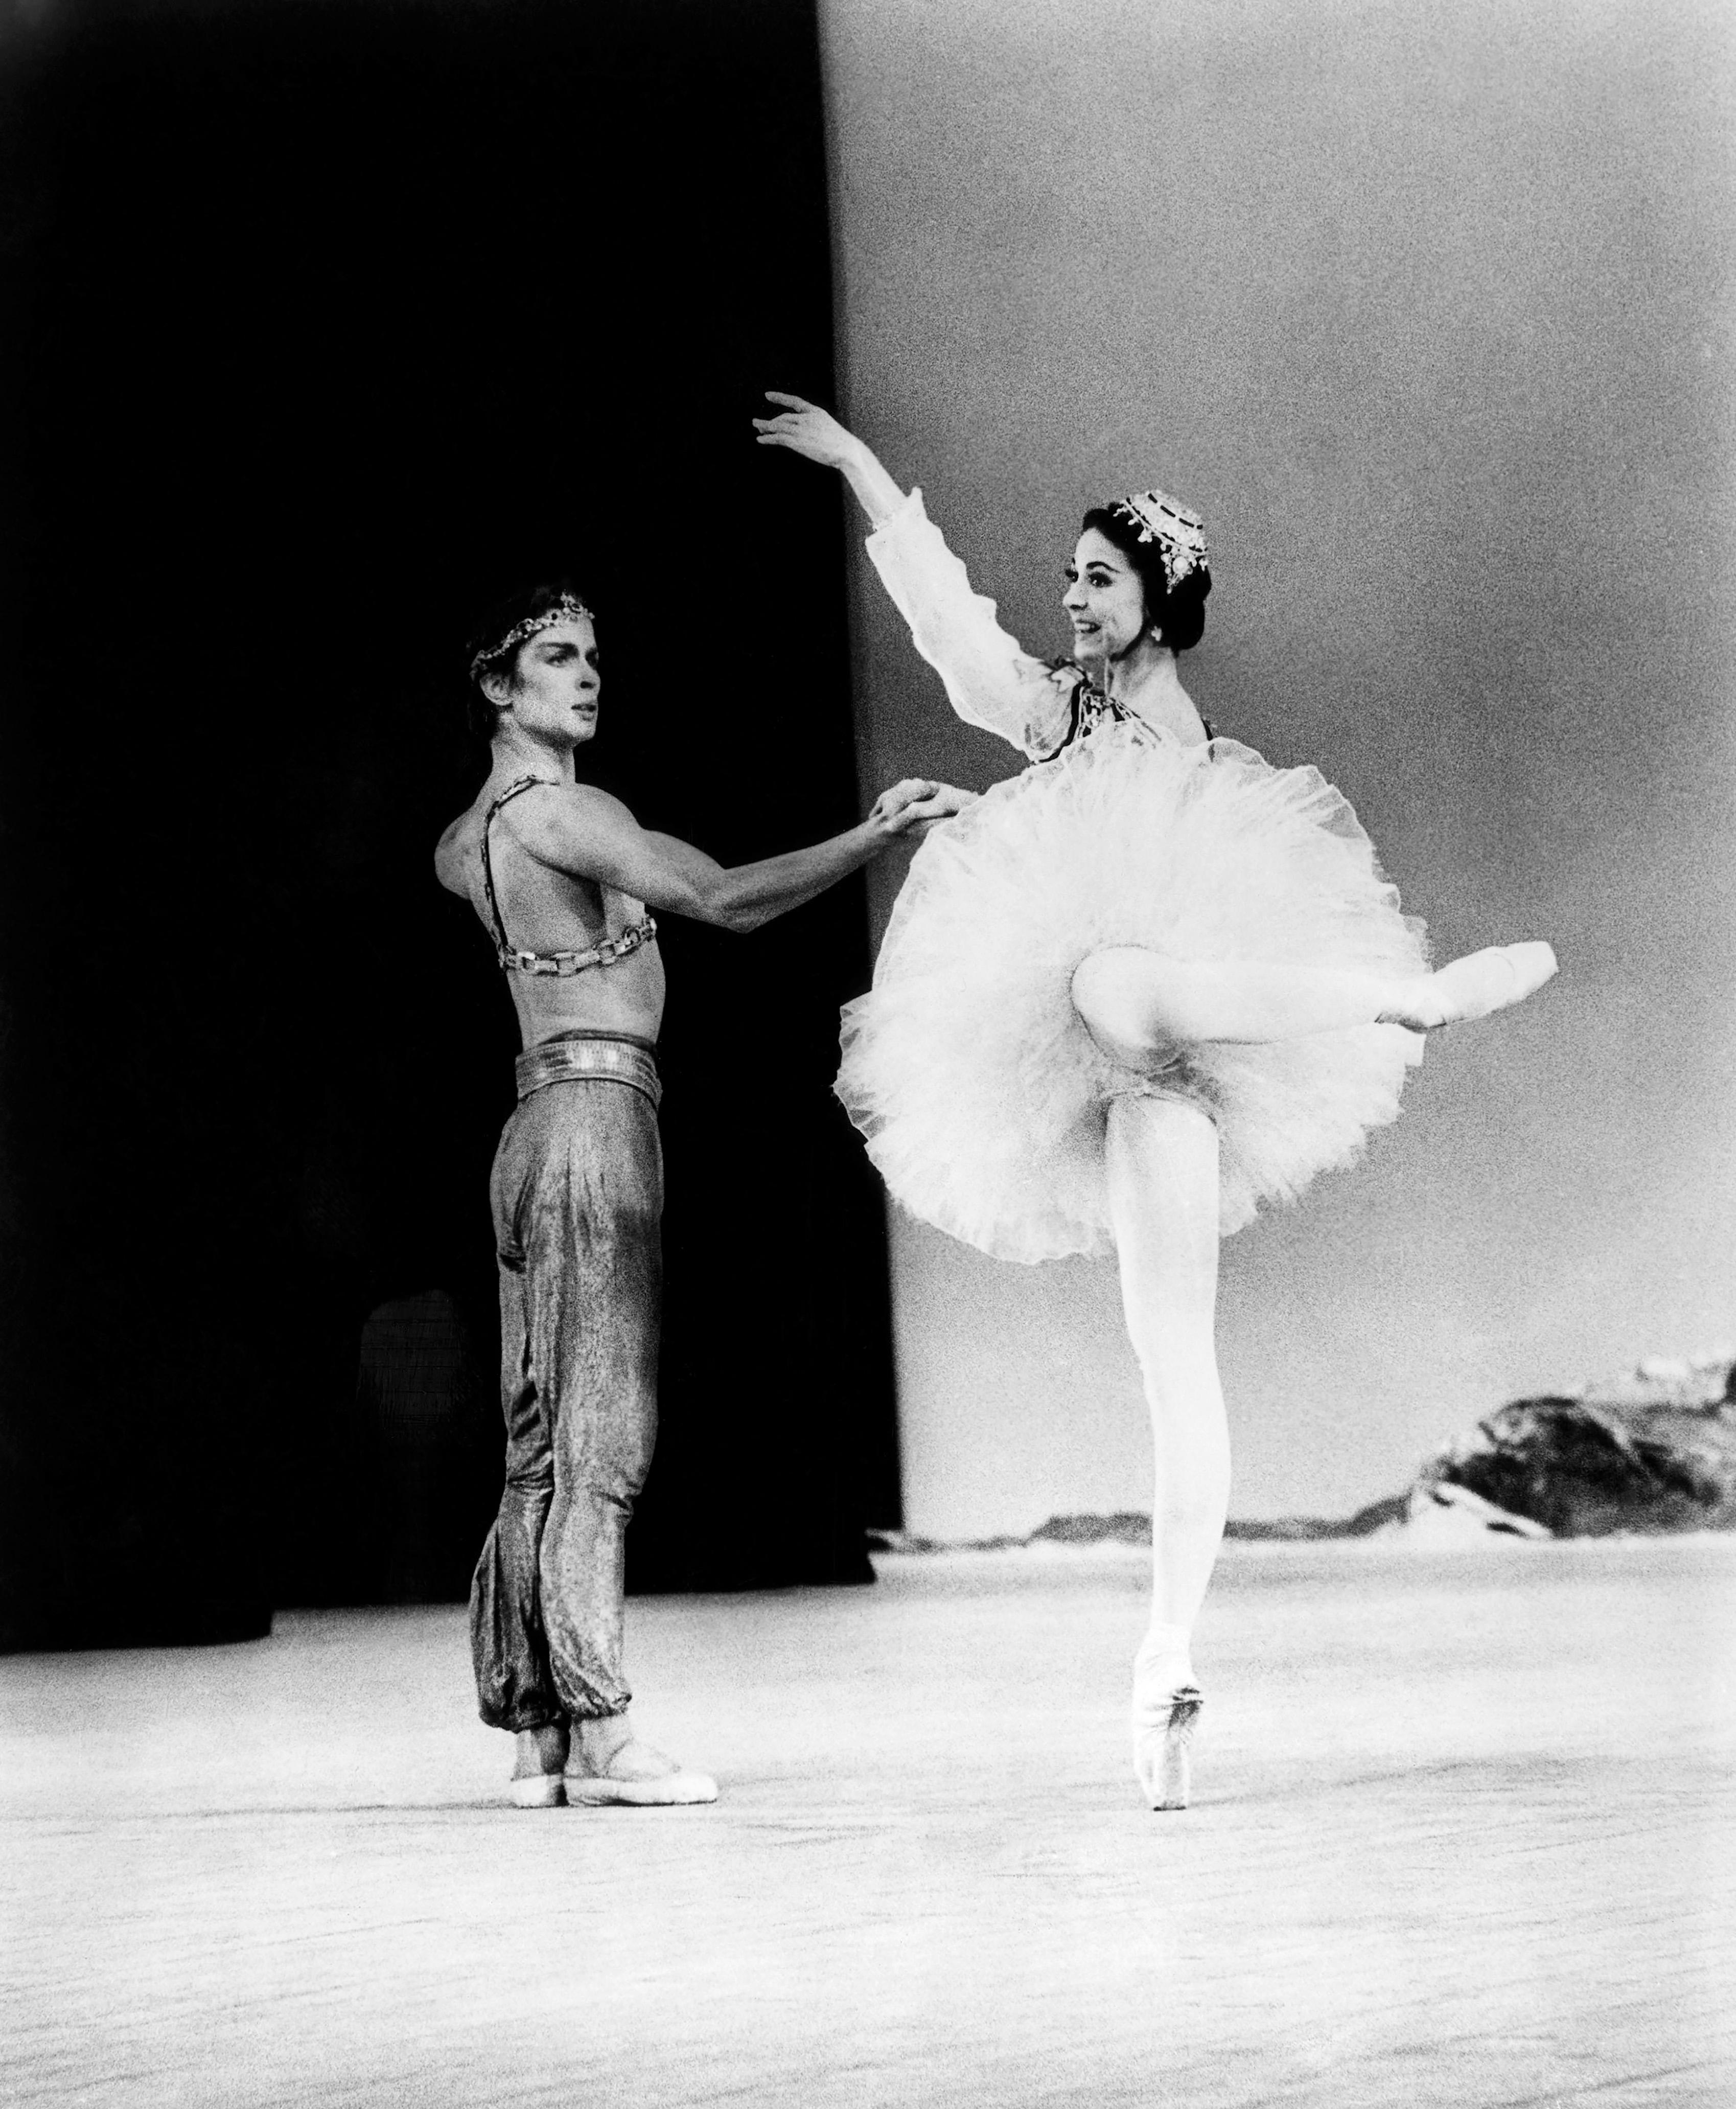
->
[[754, 392, 1558, 1811]]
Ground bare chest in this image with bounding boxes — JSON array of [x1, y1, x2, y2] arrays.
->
[[455, 810, 645, 962]]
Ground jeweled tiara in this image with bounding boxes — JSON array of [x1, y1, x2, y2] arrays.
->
[[1105, 489, 1210, 591], [469, 593, 596, 678]]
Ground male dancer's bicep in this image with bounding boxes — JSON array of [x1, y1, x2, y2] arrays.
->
[[523, 786, 728, 921]]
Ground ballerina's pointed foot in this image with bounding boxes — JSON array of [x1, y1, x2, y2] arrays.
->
[[1132, 1637, 1202, 1810], [1132, 1684, 1203, 1811], [1384, 941, 1558, 1033]]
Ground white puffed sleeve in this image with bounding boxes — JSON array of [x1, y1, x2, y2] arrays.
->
[[865, 489, 1072, 760]]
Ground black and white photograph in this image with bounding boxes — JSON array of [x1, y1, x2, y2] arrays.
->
[[1, 0, 1731, 2101]]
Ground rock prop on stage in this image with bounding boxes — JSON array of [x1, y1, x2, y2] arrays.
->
[[1414, 1354, 1736, 1540], [868, 1354, 1736, 1552]]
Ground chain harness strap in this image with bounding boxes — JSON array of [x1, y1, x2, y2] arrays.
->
[[499, 917, 659, 978], [480, 775, 659, 977]]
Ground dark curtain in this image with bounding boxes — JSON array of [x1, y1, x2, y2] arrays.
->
[[0, 0, 900, 1648]]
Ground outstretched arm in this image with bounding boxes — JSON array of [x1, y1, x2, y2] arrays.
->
[[753, 392, 907, 526], [754, 393, 1071, 759], [503, 777, 974, 935]]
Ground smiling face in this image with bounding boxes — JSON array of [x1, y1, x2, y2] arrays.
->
[[1062, 528, 1151, 662], [490, 617, 601, 746]]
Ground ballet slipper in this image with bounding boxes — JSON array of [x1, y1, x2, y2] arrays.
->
[[508, 1771, 567, 1809], [564, 1738, 719, 1807], [507, 1721, 570, 1808], [566, 1715, 716, 1806], [1131, 1629, 1201, 1811], [1382, 941, 1558, 1032]]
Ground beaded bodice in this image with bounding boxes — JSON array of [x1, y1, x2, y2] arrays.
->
[[1034, 669, 1216, 764]]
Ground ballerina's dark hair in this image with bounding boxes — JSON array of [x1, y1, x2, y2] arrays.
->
[[463, 579, 595, 741], [1079, 508, 1212, 654]]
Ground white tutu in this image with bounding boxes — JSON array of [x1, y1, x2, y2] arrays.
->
[[837, 720, 1430, 1263]]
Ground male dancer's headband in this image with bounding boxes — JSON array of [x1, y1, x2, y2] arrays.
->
[[1104, 490, 1210, 592], [469, 592, 596, 679]]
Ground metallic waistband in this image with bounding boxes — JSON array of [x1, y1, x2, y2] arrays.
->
[[515, 1035, 662, 1110]]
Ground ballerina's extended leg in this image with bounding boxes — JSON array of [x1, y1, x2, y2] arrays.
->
[[1071, 942, 1557, 1065], [1382, 942, 1560, 1031], [1104, 1094, 1228, 1812]]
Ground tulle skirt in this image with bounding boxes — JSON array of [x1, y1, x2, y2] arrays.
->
[[837, 722, 1429, 1263]]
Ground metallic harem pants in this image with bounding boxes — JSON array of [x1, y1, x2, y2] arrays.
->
[[470, 1042, 663, 1730]]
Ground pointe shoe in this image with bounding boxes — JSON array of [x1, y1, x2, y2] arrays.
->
[[564, 1739, 719, 1807], [1131, 1631, 1201, 1810], [1132, 1684, 1203, 1811], [1385, 941, 1558, 1031]]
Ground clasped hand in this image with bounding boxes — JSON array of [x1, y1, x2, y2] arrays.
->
[[869, 778, 976, 839]]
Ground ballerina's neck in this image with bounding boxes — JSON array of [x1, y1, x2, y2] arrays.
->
[[1106, 641, 1208, 746]]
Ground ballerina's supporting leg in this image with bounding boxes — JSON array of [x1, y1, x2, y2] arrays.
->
[[1071, 941, 1558, 1066], [1104, 1094, 1229, 1812]]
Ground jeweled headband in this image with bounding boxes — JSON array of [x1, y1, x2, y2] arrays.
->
[[468, 593, 595, 679], [1105, 489, 1210, 592]]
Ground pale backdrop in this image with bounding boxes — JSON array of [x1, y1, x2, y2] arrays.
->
[[813, 0, 1735, 1537]]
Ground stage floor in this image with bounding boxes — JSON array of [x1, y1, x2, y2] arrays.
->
[[4, 1536, 1732, 2107]]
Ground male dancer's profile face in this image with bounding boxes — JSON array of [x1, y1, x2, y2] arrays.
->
[[498, 618, 600, 747]]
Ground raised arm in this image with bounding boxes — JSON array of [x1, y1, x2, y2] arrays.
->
[[501, 777, 972, 935], [753, 393, 1071, 758], [754, 392, 908, 530]]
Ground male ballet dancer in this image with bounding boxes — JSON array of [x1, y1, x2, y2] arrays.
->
[[435, 584, 966, 1806]]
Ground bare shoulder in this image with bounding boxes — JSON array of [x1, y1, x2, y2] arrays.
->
[[433, 778, 646, 900], [505, 779, 641, 858], [433, 788, 501, 897], [433, 810, 471, 897]]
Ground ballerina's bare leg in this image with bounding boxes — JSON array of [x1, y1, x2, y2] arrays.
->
[[1104, 1094, 1226, 1810], [1072, 940, 1557, 1065], [1080, 936, 1556, 1809]]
